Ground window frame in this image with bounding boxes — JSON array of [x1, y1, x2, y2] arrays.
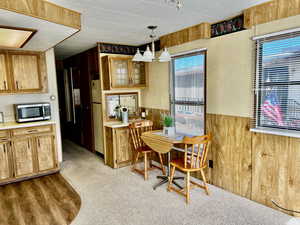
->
[[252, 31, 300, 137], [169, 50, 207, 136]]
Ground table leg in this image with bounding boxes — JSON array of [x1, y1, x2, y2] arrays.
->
[[153, 151, 184, 190]]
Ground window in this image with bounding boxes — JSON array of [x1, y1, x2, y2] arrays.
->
[[170, 51, 206, 136], [253, 31, 300, 135]]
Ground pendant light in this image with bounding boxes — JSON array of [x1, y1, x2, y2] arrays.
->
[[143, 46, 154, 62], [133, 26, 171, 63], [159, 48, 171, 62], [132, 49, 143, 61]]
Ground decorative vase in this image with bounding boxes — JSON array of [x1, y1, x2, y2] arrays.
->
[[163, 126, 175, 136]]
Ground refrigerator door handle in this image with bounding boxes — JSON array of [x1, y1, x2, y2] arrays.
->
[[70, 67, 76, 124]]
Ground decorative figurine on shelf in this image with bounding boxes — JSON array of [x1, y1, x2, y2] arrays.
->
[[162, 115, 175, 136]]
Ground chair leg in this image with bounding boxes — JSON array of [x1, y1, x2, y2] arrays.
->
[[158, 153, 166, 175], [200, 169, 209, 195], [168, 165, 176, 192], [186, 171, 190, 204], [132, 152, 140, 170], [144, 152, 148, 180]]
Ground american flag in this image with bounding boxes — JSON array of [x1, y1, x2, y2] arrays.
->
[[262, 91, 285, 126]]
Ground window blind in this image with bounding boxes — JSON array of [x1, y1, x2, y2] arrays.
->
[[252, 30, 300, 133]]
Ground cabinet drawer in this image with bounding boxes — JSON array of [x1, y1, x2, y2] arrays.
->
[[0, 130, 9, 141], [12, 125, 52, 137]]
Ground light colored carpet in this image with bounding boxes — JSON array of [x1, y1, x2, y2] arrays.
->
[[61, 140, 295, 225]]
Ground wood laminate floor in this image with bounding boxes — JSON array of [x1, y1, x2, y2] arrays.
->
[[0, 173, 81, 225]]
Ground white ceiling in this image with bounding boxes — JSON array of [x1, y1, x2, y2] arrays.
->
[[0, 9, 78, 52], [51, 0, 270, 59]]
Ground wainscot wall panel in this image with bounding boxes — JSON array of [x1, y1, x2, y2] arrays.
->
[[251, 133, 300, 216], [141, 108, 300, 215], [206, 114, 252, 199]]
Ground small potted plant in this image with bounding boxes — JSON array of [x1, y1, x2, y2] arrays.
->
[[163, 115, 175, 136]]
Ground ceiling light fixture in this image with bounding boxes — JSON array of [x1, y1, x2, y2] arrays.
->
[[0, 26, 37, 48], [133, 26, 171, 63], [165, 0, 184, 10]]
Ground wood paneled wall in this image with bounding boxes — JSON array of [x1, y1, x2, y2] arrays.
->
[[142, 108, 300, 215], [160, 23, 211, 48], [159, 0, 300, 48], [140, 107, 169, 130], [205, 114, 252, 198], [205, 114, 300, 216], [251, 133, 300, 216], [244, 0, 300, 28], [0, 0, 81, 29]]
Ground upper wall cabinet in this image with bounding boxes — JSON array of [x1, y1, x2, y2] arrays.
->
[[101, 55, 147, 90], [0, 53, 9, 93], [0, 50, 47, 94]]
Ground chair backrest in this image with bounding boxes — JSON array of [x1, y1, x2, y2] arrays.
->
[[182, 134, 212, 169], [129, 120, 153, 150]]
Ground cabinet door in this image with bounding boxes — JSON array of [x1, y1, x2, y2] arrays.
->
[[0, 142, 12, 181], [0, 54, 10, 92], [115, 128, 132, 166], [10, 54, 41, 91], [131, 62, 146, 87], [110, 58, 130, 88], [36, 135, 57, 172], [12, 138, 35, 178]]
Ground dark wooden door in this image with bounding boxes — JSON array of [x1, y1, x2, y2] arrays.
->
[[79, 51, 94, 151], [59, 49, 96, 152]]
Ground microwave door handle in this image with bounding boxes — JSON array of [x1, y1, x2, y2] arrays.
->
[[70, 67, 76, 124], [42, 106, 45, 119]]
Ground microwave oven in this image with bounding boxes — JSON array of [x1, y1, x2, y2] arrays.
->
[[14, 103, 51, 123]]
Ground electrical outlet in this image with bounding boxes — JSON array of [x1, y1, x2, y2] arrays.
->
[[209, 160, 213, 168]]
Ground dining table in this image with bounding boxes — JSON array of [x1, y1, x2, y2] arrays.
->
[[141, 130, 185, 190]]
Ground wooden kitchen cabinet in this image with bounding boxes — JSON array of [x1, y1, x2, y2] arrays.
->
[[12, 137, 35, 178], [35, 135, 57, 172], [102, 55, 147, 90], [0, 124, 59, 185], [131, 61, 146, 87], [0, 53, 10, 93], [105, 126, 133, 168], [10, 53, 42, 92], [115, 128, 132, 165], [0, 50, 47, 95], [0, 142, 12, 181]]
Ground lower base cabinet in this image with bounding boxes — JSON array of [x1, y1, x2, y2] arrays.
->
[[105, 127, 132, 168], [36, 135, 57, 172], [12, 137, 35, 178], [0, 125, 59, 185], [0, 142, 12, 181]]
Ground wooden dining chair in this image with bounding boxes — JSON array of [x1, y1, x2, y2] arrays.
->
[[129, 120, 166, 180], [168, 134, 212, 203]]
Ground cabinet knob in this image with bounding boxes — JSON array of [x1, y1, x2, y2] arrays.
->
[[16, 81, 19, 90], [3, 81, 7, 90]]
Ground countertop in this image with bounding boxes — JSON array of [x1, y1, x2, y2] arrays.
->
[[104, 121, 130, 128], [104, 119, 142, 128], [0, 121, 56, 130]]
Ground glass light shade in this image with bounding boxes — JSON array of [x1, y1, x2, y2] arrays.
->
[[159, 48, 171, 62], [132, 49, 144, 61], [143, 45, 154, 62]]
